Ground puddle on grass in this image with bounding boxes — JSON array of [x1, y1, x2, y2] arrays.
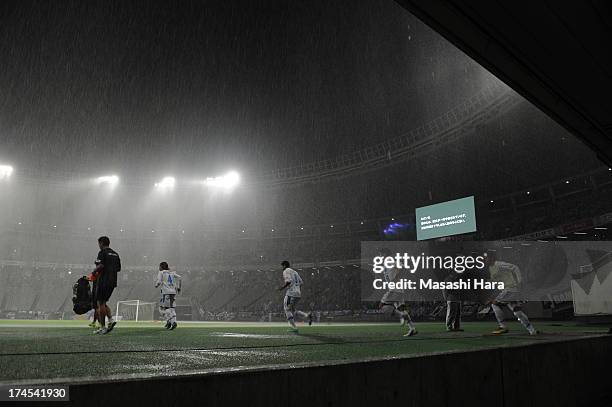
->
[[209, 332, 292, 339]]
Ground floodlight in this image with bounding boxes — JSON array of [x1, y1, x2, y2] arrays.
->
[[0, 165, 14, 179], [203, 171, 240, 189], [95, 175, 119, 185], [155, 176, 176, 188]]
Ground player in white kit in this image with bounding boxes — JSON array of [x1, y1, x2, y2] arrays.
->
[[155, 261, 182, 330], [485, 253, 537, 335], [278, 261, 312, 332], [379, 251, 417, 337]]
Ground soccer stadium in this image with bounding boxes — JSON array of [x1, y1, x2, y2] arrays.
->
[[0, 1, 611, 406]]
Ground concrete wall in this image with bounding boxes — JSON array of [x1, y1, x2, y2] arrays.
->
[[65, 335, 611, 407]]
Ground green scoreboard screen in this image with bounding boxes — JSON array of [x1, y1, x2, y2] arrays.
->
[[415, 196, 477, 240]]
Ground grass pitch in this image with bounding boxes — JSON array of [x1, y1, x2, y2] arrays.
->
[[0, 319, 606, 384]]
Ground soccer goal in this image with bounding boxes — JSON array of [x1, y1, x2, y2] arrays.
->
[[115, 300, 156, 322]]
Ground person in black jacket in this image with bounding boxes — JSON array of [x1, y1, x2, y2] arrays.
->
[[89, 236, 121, 334]]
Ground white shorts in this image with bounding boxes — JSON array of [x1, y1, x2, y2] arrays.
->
[[160, 294, 176, 309], [283, 295, 300, 312], [381, 290, 405, 304], [495, 289, 523, 304]]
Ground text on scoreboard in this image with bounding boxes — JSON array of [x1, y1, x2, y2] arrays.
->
[[415, 196, 476, 240]]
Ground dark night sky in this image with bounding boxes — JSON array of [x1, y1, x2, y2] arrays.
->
[[0, 0, 487, 178]]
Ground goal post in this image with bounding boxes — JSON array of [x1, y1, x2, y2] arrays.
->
[[115, 300, 156, 322]]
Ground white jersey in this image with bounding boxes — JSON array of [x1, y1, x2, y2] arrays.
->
[[489, 261, 521, 290], [155, 270, 182, 295], [383, 266, 403, 292], [283, 267, 303, 298]]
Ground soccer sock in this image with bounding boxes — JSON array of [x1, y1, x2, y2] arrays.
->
[[514, 310, 533, 332], [169, 308, 177, 324], [404, 313, 415, 329], [105, 305, 113, 323], [98, 307, 106, 327], [492, 304, 506, 328]]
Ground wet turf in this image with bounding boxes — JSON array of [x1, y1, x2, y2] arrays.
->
[[0, 320, 606, 383]]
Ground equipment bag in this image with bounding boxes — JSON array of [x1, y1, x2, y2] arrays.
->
[[72, 276, 93, 315]]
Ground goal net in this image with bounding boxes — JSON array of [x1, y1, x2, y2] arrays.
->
[[115, 300, 156, 322]]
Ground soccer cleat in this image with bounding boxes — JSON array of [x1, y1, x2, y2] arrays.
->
[[93, 327, 104, 334], [492, 327, 509, 335], [308, 313, 313, 326], [528, 328, 540, 336], [169, 322, 177, 330], [164, 320, 171, 329], [105, 321, 117, 333], [404, 327, 417, 337]]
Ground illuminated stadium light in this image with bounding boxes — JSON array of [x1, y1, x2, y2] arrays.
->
[[155, 176, 175, 188], [203, 171, 240, 189], [95, 175, 119, 185], [0, 165, 14, 179]]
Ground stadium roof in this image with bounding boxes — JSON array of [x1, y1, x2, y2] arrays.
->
[[396, 0, 612, 166]]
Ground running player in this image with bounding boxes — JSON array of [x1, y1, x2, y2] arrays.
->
[[155, 261, 181, 330], [278, 261, 312, 332], [486, 252, 538, 335], [379, 249, 417, 337]]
